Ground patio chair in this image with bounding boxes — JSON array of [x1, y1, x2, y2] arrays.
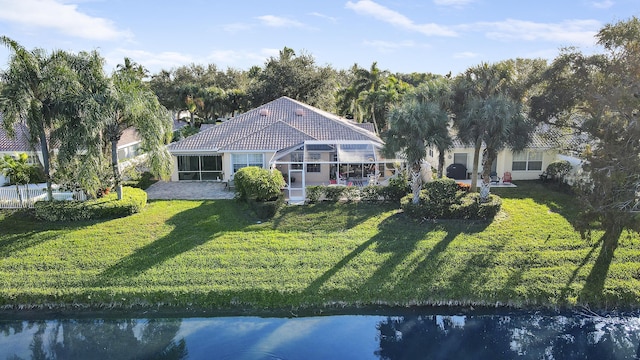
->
[[490, 171, 500, 184], [502, 172, 512, 184]]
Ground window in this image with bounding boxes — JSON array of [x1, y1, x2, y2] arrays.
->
[[306, 153, 321, 173], [232, 153, 264, 173], [290, 152, 303, 170], [453, 153, 467, 166], [428, 148, 434, 158], [512, 151, 543, 171], [178, 155, 223, 180]]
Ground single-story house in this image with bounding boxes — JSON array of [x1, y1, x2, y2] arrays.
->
[[0, 118, 143, 185], [424, 128, 576, 181], [167, 96, 403, 201]]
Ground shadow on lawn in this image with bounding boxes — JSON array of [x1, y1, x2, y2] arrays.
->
[[93, 201, 250, 286], [304, 212, 491, 298], [492, 180, 580, 230], [271, 202, 396, 233], [0, 210, 90, 258]]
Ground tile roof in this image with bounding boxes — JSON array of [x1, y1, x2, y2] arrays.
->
[[168, 96, 382, 153], [0, 120, 34, 152], [451, 126, 563, 149], [0, 114, 140, 152]]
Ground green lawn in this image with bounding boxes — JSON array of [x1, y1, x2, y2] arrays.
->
[[1, 181, 639, 312]]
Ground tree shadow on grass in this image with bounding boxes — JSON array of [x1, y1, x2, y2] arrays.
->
[[304, 212, 491, 300], [93, 201, 250, 286], [578, 228, 624, 306], [492, 180, 581, 230], [271, 202, 396, 233], [0, 210, 95, 258]]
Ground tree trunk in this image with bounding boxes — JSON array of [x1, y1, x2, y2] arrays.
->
[[437, 149, 445, 178], [39, 128, 53, 201], [470, 141, 482, 192], [111, 138, 123, 200], [190, 111, 195, 128], [480, 147, 497, 202], [371, 105, 380, 135], [411, 161, 422, 204]]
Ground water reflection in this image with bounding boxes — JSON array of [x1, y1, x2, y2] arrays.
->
[[0, 312, 639, 359], [0, 318, 186, 360]]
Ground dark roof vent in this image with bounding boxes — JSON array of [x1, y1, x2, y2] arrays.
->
[[259, 109, 269, 116], [295, 108, 304, 116]]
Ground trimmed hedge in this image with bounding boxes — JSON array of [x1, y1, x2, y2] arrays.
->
[[234, 167, 285, 202], [34, 187, 147, 221], [400, 189, 502, 221]]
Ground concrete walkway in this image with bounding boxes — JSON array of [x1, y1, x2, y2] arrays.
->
[[145, 181, 235, 200]]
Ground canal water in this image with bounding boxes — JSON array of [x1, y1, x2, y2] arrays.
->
[[1, 311, 639, 359]]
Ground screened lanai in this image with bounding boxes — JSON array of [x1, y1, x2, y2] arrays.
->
[[270, 140, 405, 201]]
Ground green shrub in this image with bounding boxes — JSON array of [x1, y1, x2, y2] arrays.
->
[[401, 190, 501, 221], [477, 194, 502, 220], [325, 186, 346, 202], [379, 175, 410, 202], [546, 160, 573, 181], [234, 167, 285, 202], [250, 197, 285, 219], [423, 178, 460, 204], [344, 186, 360, 202], [360, 185, 383, 201], [306, 186, 325, 203], [34, 187, 147, 221]]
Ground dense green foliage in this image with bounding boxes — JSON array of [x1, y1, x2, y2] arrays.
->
[[400, 179, 502, 220], [1, 182, 638, 311], [34, 187, 147, 221], [233, 166, 286, 202], [531, 17, 640, 242], [545, 160, 573, 181]]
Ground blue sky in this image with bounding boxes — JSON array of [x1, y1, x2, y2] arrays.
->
[[0, 0, 637, 76]]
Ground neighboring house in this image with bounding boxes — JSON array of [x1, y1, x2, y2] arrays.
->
[[424, 128, 578, 181], [167, 96, 402, 201], [0, 118, 143, 185]]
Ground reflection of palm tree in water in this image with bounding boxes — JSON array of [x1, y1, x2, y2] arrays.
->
[[28, 318, 187, 360]]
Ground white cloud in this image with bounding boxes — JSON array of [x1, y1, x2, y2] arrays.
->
[[345, 0, 457, 37], [453, 51, 479, 59], [434, 0, 475, 6], [256, 15, 305, 28], [309, 12, 338, 23], [0, 0, 131, 41], [591, 0, 614, 9], [470, 19, 600, 46]]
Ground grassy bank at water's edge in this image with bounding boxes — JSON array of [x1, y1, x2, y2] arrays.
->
[[1, 182, 639, 312]]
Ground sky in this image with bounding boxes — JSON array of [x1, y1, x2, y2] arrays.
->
[[0, 0, 638, 77]]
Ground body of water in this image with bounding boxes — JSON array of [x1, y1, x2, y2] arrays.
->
[[1, 311, 639, 359]]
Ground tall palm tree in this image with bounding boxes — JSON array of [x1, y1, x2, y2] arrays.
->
[[384, 93, 451, 204], [411, 79, 454, 178], [0, 37, 79, 201], [454, 62, 534, 200], [103, 59, 173, 200]]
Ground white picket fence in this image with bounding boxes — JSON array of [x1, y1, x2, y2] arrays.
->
[[0, 186, 87, 209]]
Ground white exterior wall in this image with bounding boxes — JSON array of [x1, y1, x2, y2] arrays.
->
[[432, 147, 559, 181]]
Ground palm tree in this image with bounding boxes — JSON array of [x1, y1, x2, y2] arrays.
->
[[384, 91, 451, 204], [102, 59, 173, 200], [411, 79, 454, 178], [0, 37, 79, 201], [454, 62, 534, 200], [0, 153, 32, 207]]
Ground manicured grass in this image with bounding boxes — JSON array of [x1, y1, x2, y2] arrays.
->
[[1, 181, 639, 312]]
